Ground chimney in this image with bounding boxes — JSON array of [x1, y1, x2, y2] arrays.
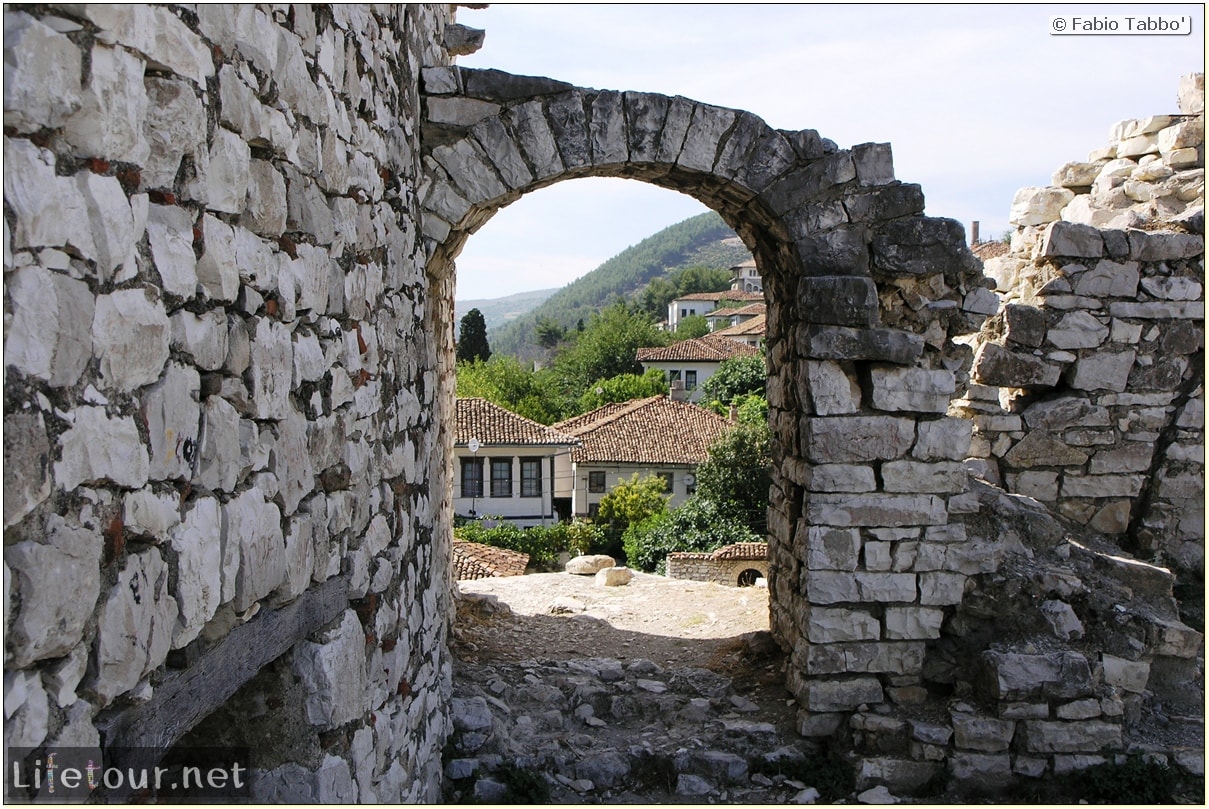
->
[[970, 221, 980, 245], [728, 403, 738, 422], [670, 379, 688, 402]]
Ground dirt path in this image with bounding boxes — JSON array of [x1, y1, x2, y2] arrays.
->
[[452, 571, 782, 685]]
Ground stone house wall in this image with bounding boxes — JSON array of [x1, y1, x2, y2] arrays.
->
[[963, 74, 1205, 573], [4, 5, 460, 801]]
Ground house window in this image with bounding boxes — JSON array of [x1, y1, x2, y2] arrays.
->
[[667, 369, 682, 385], [490, 459, 512, 498], [460, 458, 483, 499], [680, 308, 687, 319], [658, 472, 674, 492], [520, 458, 542, 497], [685, 370, 697, 390], [588, 471, 606, 493], [587, 503, 600, 519]]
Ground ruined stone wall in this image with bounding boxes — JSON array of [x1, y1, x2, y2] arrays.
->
[[962, 73, 1205, 573], [4, 5, 460, 801]]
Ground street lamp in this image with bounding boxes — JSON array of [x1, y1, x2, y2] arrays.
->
[[468, 437, 480, 518]]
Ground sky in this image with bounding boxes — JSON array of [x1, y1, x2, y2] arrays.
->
[[451, 4, 1205, 301]]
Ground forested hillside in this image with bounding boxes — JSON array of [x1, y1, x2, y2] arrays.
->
[[454, 288, 558, 332], [491, 211, 751, 359]]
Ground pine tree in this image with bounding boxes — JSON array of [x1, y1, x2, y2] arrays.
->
[[456, 308, 492, 363]]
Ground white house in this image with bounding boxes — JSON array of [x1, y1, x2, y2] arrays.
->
[[704, 301, 766, 332], [553, 396, 734, 518], [454, 398, 580, 526], [729, 259, 763, 293], [711, 311, 766, 348], [636, 334, 759, 403], [665, 290, 763, 331]]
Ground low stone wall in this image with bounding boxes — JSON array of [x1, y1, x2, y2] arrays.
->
[[666, 555, 768, 586], [963, 73, 1205, 572], [4, 5, 460, 801]]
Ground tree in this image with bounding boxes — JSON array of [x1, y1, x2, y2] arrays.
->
[[575, 368, 667, 414], [701, 352, 766, 404], [675, 314, 711, 338], [623, 498, 761, 573], [596, 473, 669, 536], [456, 308, 491, 363], [693, 420, 771, 534], [553, 302, 668, 391], [534, 317, 567, 349], [456, 356, 569, 424]]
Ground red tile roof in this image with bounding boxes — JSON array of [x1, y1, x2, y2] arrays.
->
[[712, 313, 767, 338], [554, 396, 733, 465], [452, 539, 530, 580], [708, 302, 766, 319], [456, 398, 580, 448], [636, 334, 759, 363], [668, 542, 768, 562], [673, 291, 764, 303]]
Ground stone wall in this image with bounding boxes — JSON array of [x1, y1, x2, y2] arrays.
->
[[3, 5, 462, 801], [962, 73, 1205, 572], [666, 554, 769, 586]]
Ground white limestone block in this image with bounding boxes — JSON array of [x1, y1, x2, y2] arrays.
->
[[3, 12, 82, 131], [1008, 186, 1074, 227], [196, 214, 241, 302], [170, 309, 229, 371], [75, 5, 214, 86], [143, 77, 207, 189], [142, 362, 201, 481], [5, 265, 95, 387], [223, 487, 285, 611], [196, 395, 241, 492], [123, 487, 182, 540], [55, 406, 149, 490], [3, 138, 95, 257], [92, 289, 171, 391], [250, 318, 294, 420], [92, 548, 177, 705], [169, 497, 222, 648], [5, 517, 101, 667], [206, 127, 251, 214], [63, 45, 149, 163], [146, 204, 199, 298], [292, 610, 369, 729]]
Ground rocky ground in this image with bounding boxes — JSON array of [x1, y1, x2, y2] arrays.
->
[[445, 571, 864, 804], [444, 569, 1205, 805]]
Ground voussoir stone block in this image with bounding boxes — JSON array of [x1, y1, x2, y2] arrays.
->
[[797, 325, 924, 364], [677, 103, 735, 173], [545, 91, 590, 170], [870, 367, 955, 413], [803, 415, 915, 463], [798, 276, 878, 327], [506, 100, 564, 180], [807, 494, 948, 527], [589, 90, 627, 165], [624, 91, 669, 163]]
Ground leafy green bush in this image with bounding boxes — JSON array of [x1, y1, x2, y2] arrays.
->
[[623, 498, 761, 573], [454, 519, 570, 566]]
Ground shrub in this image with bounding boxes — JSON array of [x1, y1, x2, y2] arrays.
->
[[624, 497, 761, 573]]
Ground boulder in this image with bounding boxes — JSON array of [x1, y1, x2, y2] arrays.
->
[[565, 554, 615, 575], [595, 566, 633, 587]]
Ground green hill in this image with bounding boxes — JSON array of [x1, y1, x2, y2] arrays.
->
[[492, 211, 751, 359], [455, 288, 559, 332]]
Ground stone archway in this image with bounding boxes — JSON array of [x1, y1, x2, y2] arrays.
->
[[420, 67, 991, 722]]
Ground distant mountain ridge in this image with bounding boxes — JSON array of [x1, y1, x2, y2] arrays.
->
[[491, 211, 751, 359], [455, 288, 559, 332]]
